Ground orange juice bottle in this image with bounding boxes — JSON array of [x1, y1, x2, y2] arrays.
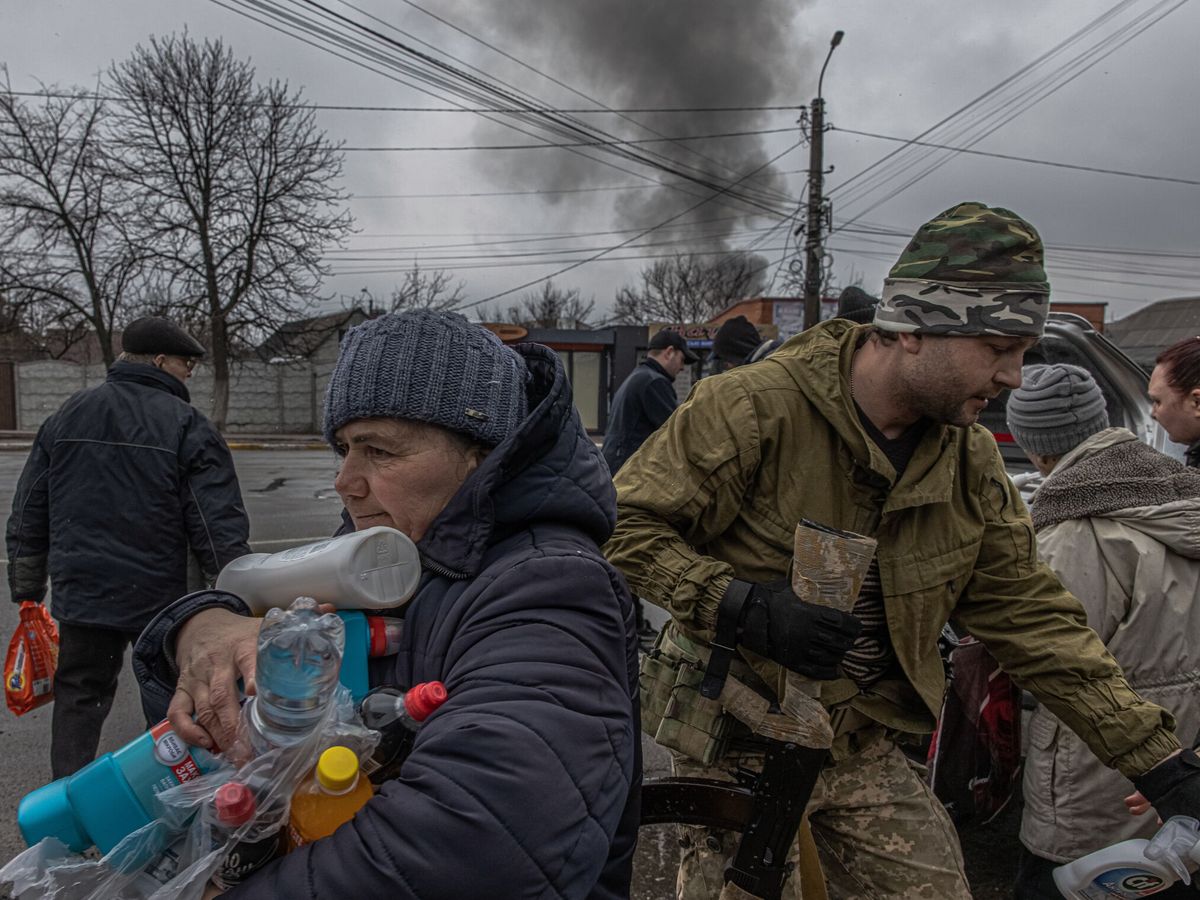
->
[[287, 746, 374, 849]]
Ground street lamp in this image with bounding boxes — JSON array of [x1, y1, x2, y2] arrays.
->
[[802, 30, 844, 330]]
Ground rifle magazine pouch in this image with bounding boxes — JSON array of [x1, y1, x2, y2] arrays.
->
[[640, 649, 731, 766]]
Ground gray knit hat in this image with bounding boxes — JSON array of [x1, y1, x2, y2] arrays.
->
[[1006, 364, 1109, 458], [323, 310, 529, 447]]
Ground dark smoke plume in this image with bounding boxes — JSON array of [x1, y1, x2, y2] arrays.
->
[[455, 1, 811, 251]]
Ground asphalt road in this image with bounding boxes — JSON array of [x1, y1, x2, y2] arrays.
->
[[0, 447, 1018, 897]]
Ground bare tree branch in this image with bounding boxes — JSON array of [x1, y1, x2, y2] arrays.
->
[[383, 263, 466, 314], [493, 281, 595, 329], [0, 69, 146, 363], [613, 252, 767, 325], [106, 34, 353, 428]]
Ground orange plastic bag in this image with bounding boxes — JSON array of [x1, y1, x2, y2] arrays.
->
[[5, 601, 60, 715]]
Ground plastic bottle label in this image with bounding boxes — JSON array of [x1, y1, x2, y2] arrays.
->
[[211, 833, 283, 890], [1079, 867, 1169, 898], [143, 844, 183, 886], [149, 721, 204, 785]]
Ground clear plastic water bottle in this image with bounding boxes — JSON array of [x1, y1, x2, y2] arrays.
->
[[247, 597, 345, 753]]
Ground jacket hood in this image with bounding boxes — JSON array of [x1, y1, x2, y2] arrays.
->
[[107, 360, 190, 403], [1032, 427, 1200, 557], [770, 319, 872, 457], [416, 342, 616, 575]]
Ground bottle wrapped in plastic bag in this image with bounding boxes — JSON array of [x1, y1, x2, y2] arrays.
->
[[1, 598, 378, 900]]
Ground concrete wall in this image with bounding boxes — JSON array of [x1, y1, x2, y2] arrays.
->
[[17, 360, 107, 431], [16, 353, 338, 434]]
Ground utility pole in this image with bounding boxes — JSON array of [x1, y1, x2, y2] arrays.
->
[[802, 30, 843, 330]]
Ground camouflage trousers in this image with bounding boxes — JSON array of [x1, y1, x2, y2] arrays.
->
[[672, 735, 971, 899]]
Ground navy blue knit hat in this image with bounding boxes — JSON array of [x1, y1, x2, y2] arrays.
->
[[323, 310, 529, 447]]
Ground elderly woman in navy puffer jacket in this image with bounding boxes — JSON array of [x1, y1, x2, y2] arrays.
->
[[133, 310, 640, 899]]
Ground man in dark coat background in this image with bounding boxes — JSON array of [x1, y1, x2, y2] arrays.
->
[[601, 328, 697, 475], [6, 316, 251, 778], [601, 328, 696, 642]]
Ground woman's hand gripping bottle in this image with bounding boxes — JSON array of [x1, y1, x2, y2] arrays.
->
[[245, 598, 345, 754]]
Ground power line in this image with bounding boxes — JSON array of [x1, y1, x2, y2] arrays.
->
[[825, 0, 1142, 203], [339, 126, 795, 152], [343, 215, 756, 244], [452, 140, 802, 310], [328, 243, 795, 276], [350, 171, 807, 199], [830, 127, 1200, 187], [214, 0, 798, 217], [380, 0, 792, 199], [828, 0, 1143, 207], [1, 90, 803, 114], [826, 0, 1182, 226], [840, 0, 1189, 226]]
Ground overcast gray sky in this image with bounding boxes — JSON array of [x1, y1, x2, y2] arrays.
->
[[2, 0, 1197, 323]]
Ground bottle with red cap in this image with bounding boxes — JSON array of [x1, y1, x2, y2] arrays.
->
[[210, 780, 285, 890], [359, 681, 448, 785], [135, 779, 282, 891]]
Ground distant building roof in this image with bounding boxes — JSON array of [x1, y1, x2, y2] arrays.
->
[[1107, 296, 1200, 368], [256, 308, 367, 361]]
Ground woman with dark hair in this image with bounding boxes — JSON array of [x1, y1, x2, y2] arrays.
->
[[1150, 335, 1200, 467]]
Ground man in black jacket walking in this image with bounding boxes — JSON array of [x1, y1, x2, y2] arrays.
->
[[6, 317, 251, 777], [601, 328, 697, 475]]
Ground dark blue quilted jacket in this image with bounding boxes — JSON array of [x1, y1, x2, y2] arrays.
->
[[6, 362, 250, 631], [134, 343, 640, 899]]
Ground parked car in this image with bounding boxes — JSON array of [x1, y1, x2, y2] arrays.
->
[[978, 312, 1184, 496]]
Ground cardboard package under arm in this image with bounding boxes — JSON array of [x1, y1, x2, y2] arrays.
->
[[779, 520, 877, 749]]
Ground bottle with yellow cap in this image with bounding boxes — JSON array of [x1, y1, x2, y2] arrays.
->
[[287, 745, 374, 849]]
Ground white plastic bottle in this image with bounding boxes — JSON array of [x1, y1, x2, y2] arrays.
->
[[216, 526, 422, 614], [1054, 817, 1200, 898]]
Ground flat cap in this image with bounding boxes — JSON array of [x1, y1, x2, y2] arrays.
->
[[121, 317, 206, 357]]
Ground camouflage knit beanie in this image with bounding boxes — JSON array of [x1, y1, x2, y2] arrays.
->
[[873, 201, 1050, 337]]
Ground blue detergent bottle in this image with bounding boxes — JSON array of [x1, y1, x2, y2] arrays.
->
[[17, 717, 220, 855], [16, 598, 384, 855]]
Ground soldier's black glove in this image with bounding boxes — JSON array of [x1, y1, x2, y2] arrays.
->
[[733, 579, 862, 680], [1133, 748, 1200, 822]]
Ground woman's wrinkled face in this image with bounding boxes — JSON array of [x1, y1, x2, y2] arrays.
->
[[333, 418, 486, 542]]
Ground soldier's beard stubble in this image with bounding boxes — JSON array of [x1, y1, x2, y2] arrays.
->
[[902, 346, 995, 428]]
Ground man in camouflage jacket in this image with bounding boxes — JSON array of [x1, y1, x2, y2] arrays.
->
[[605, 202, 1197, 898]]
